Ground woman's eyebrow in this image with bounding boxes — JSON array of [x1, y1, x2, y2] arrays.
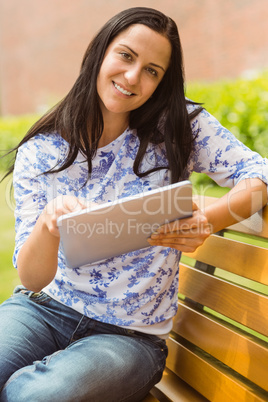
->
[[118, 44, 166, 72]]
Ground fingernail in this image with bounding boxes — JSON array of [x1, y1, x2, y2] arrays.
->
[[151, 233, 159, 239]]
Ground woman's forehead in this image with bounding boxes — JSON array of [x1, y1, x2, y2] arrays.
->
[[108, 24, 171, 69]]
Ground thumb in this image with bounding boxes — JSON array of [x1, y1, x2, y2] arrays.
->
[[192, 201, 199, 212]]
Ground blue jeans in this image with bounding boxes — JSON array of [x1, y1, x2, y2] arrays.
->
[[0, 287, 167, 402]]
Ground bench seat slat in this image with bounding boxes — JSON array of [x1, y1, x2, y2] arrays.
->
[[184, 235, 268, 285], [151, 367, 207, 402], [166, 336, 268, 402], [173, 300, 268, 391], [179, 264, 268, 337], [142, 394, 158, 402]]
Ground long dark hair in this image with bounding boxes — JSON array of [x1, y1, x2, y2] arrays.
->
[[3, 7, 202, 183]]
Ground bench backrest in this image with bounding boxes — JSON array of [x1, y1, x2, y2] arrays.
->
[[166, 196, 268, 401]]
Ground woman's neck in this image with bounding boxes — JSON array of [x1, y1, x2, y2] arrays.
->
[[98, 113, 129, 148]]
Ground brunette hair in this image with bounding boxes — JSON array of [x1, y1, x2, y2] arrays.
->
[[3, 7, 202, 183]]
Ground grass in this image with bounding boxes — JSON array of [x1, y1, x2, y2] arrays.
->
[[0, 177, 21, 303]]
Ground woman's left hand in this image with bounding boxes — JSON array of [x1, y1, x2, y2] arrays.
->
[[147, 202, 212, 253]]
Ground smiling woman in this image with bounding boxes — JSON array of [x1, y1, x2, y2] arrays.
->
[[0, 6, 268, 402]]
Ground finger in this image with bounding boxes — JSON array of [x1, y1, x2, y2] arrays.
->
[[154, 214, 209, 235], [147, 237, 204, 253], [153, 219, 189, 234], [150, 225, 211, 240], [192, 201, 199, 211], [151, 203, 200, 235], [149, 229, 210, 244], [46, 214, 61, 237]]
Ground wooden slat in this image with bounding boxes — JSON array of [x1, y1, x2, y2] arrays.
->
[[184, 234, 268, 285], [142, 394, 158, 402], [152, 368, 207, 402], [194, 196, 268, 238], [179, 264, 268, 337], [172, 300, 268, 391], [166, 337, 268, 402]]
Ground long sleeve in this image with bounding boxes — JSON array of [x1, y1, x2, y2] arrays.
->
[[188, 107, 268, 190], [12, 133, 68, 268]]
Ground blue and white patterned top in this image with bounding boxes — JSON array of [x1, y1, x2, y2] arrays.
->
[[13, 105, 268, 336]]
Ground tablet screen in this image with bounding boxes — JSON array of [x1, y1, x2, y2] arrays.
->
[[58, 180, 192, 267]]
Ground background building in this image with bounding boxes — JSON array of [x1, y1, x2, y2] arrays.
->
[[0, 0, 268, 115]]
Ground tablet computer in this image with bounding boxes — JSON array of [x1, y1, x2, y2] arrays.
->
[[57, 180, 192, 268]]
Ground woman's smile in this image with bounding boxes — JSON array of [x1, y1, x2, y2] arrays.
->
[[112, 81, 135, 96]]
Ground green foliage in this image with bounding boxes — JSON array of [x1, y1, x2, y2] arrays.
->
[[0, 114, 40, 172], [186, 70, 268, 186], [186, 70, 268, 158]]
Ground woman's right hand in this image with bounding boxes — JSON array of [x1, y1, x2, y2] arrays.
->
[[42, 196, 86, 238], [17, 195, 87, 292]]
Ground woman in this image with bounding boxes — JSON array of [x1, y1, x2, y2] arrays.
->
[[0, 7, 267, 402]]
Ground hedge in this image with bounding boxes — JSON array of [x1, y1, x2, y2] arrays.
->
[[0, 114, 40, 172], [186, 70, 268, 158]]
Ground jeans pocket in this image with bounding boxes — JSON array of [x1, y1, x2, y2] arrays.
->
[[13, 285, 52, 305]]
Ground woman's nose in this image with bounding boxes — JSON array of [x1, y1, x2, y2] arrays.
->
[[124, 65, 141, 86]]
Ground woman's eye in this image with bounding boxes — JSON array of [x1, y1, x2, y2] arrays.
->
[[146, 67, 158, 77], [120, 52, 132, 61]]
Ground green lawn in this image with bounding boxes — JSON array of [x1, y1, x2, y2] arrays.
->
[[0, 177, 20, 303]]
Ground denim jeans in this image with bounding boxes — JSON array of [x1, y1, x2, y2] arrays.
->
[[0, 286, 168, 402]]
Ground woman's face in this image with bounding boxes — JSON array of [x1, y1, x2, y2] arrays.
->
[[97, 24, 172, 121]]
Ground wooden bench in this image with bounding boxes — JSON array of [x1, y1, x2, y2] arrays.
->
[[144, 195, 268, 401]]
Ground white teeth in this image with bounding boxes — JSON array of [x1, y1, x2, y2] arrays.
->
[[113, 82, 133, 96]]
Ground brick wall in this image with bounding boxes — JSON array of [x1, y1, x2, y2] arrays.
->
[[177, 0, 268, 81], [0, 0, 267, 115]]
